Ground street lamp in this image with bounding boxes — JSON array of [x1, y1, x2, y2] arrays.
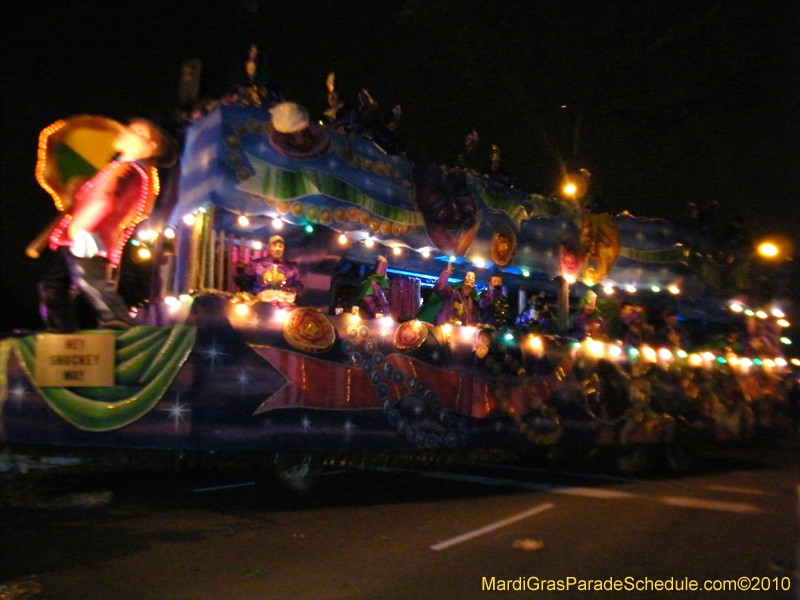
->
[[560, 168, 591, 201], [755, 236, 793, 261], [758, 242, 778, 257]]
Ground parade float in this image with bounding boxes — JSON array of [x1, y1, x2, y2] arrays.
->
[[2, 62, 796, 485]]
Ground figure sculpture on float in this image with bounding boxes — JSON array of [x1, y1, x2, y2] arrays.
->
[[415, 261, 479, 326], [485, 144, 516, 187], [238, 235, 304, 309], [448, 130, 481, 173], [40, 119, 177, 332], [322, 73, 404, 155], [479, 274, 511, 327], [357, 255, 391, 318]]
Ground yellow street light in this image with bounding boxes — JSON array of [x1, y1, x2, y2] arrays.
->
[[758, 242, 778, 257], [756, 236, 793, 261]]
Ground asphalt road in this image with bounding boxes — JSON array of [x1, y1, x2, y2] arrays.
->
[[2, 440, 798, 600]]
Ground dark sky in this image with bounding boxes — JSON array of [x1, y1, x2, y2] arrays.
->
[[3, 0, 799, 331]]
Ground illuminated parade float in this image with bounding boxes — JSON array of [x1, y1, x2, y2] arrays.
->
[[2, 58, 796, 479]]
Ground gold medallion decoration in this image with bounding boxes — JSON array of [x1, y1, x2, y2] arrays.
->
[[282, 307, 336, 352], [490, 224, 517, 267], [393, 320, 429, 351]]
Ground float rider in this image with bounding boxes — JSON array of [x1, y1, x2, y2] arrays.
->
[[237, 235, 304, 309], [416, 261, 479, 326]]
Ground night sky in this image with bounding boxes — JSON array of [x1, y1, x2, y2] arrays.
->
[[3, 0, 799, 333]]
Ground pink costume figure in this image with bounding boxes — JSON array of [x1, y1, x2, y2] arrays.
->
[[243, 235, 304, 309], [42, 119, 176, 331]]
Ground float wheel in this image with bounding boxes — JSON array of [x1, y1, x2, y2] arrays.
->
[[271, 452, 322, 494]]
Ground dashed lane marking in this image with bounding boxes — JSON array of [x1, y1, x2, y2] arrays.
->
[[418, 470, 636, 499], [705, 485, 775, 496], [191, 482, 256, 493], [658, 496, 764, 513], [413, 470, 768, 514], [475, 462, 649, 484], [430, 503, 555, 551]]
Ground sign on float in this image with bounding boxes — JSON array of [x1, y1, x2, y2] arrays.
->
[[35, 333, 115, 387]]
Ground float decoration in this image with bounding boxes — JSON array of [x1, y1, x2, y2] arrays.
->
[[3, 57, 795, 469], [11, 326, 195, 432], [36, 115, 124, 212]]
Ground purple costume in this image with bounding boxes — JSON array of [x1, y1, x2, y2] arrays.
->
[[573, 310, 606, 340], [358, 277, 391, 318], [356, 256, 391, 318], [245, 257, 304, 299], [478, 286, 510, 327], [416, 268, 479, 326]]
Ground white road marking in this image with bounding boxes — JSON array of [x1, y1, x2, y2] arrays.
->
[[554, 487, 637, 499], [419, 470, 538, 489], [658, 496, 764, 513], [430, 503, 555, 551], [476, 462, 648, 484], [705, 485, 774, 496], [191, 482, 256, 493], [414, 470, 766, 513], [418, 470, 636, 499]]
